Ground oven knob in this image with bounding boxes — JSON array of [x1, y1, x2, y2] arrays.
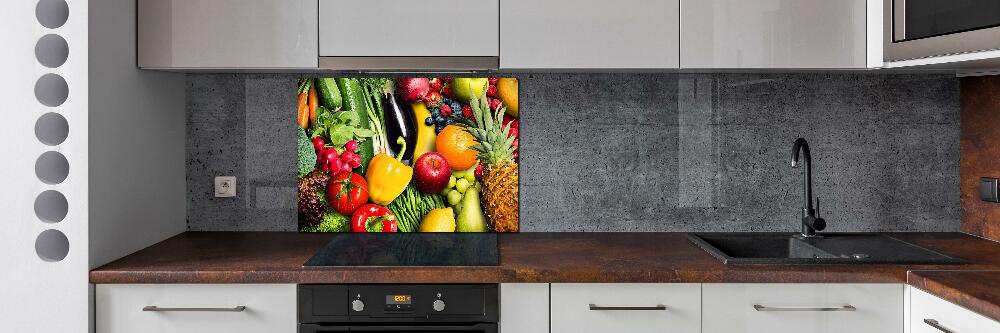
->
[[432, 299, 446, 312], [351, 299, 365, 312]]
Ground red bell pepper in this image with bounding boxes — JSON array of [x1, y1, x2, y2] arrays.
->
[[351, 204, 398, 232]]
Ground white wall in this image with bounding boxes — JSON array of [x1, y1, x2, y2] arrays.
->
[[0, 0, 185, 331], [88, 0, 186, 270], [0, 0, 90, 331]]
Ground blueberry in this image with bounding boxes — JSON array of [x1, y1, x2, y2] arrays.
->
[[424, 117, 435, 126], [430, 109, 440, 118], [442, 97, 452, 105], [446, 119, 456, 125], [450, 102, 462, 113], [434, 116, 446, 124], [436, 124, 445, 131]]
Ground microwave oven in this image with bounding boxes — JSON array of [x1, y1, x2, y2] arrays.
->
[[884, 0, 1000, 62]]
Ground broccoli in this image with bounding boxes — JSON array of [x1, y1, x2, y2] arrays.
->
[[297, 126, 317, 177], [301, 212, 350, 232]]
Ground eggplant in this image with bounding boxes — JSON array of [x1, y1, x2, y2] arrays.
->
[[383, 92, 416, 162]]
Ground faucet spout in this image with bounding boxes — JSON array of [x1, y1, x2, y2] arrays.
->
[[791, 138, 825, 237]]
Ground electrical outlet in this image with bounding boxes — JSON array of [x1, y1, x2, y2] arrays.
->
[[215, 176, 236, 198], [980, 177, 999, 202]]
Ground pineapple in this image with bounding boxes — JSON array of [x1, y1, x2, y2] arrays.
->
[[467, 92, 519, 232]]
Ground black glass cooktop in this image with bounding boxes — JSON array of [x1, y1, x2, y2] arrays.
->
[[303, 233, 499, 266]]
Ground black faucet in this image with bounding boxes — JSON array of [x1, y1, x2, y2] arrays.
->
[[791, 138, 826, 237]]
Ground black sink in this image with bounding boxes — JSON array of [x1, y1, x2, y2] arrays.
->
[[687, 233, 966, 265]]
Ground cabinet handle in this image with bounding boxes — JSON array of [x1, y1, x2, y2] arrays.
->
[[589, 304, 667, 311], [753, 304, 856, 312], [142, 306, 247, 312], [923, 319, 955, 333]]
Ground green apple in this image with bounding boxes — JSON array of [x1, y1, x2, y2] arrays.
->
[[451, 78, 488, 103]]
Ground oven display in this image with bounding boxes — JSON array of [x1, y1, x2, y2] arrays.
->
[[385, 295, 413, 311], [386, 295, 412, 304]]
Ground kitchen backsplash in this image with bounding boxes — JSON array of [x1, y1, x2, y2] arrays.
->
[[187, 73, 960, 232]]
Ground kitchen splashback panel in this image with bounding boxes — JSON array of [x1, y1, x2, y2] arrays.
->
[[186, 73, 959, 232], [294, 77, 519, 233]]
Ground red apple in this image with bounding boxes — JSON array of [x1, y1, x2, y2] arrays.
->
[[413, 152, 452, 193]]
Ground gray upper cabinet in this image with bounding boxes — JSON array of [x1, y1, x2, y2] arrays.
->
[[680, 0, 869, 69], [501, 0, 680, 69], [138, 0, 318, 69], [318, 0, 499, 69]]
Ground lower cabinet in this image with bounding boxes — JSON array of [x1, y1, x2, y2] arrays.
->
[[550, 283, 701, 333], [909, 286, 1000, 333], [702, 283, 904, 333], [500, 283, 549, 333], [96, 284, 297, 333]]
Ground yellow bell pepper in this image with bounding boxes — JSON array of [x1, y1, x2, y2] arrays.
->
[[365, 137, 413, 205]]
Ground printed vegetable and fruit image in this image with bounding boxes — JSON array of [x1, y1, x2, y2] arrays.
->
[[297, 77, 519, 233]]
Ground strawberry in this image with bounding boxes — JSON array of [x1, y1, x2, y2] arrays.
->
[[503, 115, 519, 161], [489, 98, 502, 111], [474, 163, 484, 180], [422, 90, 443, 108], [440, 104, 452, 117], [441, 84, 454, 99], [428, 78, 443, 92], [486, 85, 498, 98], [503, 114, 518, 138], [488, 78, 499, 85]]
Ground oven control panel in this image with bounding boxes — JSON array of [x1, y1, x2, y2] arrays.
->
[[298, 284, 498, 324]]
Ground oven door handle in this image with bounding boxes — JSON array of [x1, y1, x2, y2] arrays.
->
[[298, 323, 497, 332], [348, 323, 497, 331]]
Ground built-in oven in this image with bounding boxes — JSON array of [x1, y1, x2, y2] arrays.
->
[[299, 284, 498, 333], [884, 0, 1000, 61]]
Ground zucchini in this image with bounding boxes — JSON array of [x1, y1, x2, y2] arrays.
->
[[315, 78, 342, 110], [336, 78, 373, 175]]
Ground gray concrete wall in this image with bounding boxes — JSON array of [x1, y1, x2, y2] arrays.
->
[[186, 73, 960, 232]]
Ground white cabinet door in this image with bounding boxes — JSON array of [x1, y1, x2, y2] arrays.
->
[[680, 0, 868, 68], [96, 284, 297, 333], [910, 287, 1000, 333], [551, 283, 701, 333], [500, 284, 548, 333], [319, 0, 499, 57], [501, 0, 680, 69], [138, 0, 318, 68], [702, 283, 904, 333]]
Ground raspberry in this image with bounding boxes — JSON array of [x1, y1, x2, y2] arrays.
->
[[462, 105, 473, 119]]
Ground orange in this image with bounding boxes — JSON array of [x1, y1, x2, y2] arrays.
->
[[435, 125, 479, 170]]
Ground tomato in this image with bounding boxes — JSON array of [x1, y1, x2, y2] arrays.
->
[[326, 172, 369, 215]]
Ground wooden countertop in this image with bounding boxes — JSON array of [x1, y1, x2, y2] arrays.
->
[[91, 232, 1000, 284], [908, 270, 1000, 323], [90, 232, 1000, 321]]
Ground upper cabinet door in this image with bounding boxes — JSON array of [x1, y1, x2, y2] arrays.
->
[[501, 0, 680, 69], [319, 0, 499, 57], [681, 0, 868, 68], [138, 0, 318, 69]]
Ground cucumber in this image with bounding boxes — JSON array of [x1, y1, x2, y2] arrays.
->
[[315, 78, 342, 110], [336, 78, 373, 175]]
